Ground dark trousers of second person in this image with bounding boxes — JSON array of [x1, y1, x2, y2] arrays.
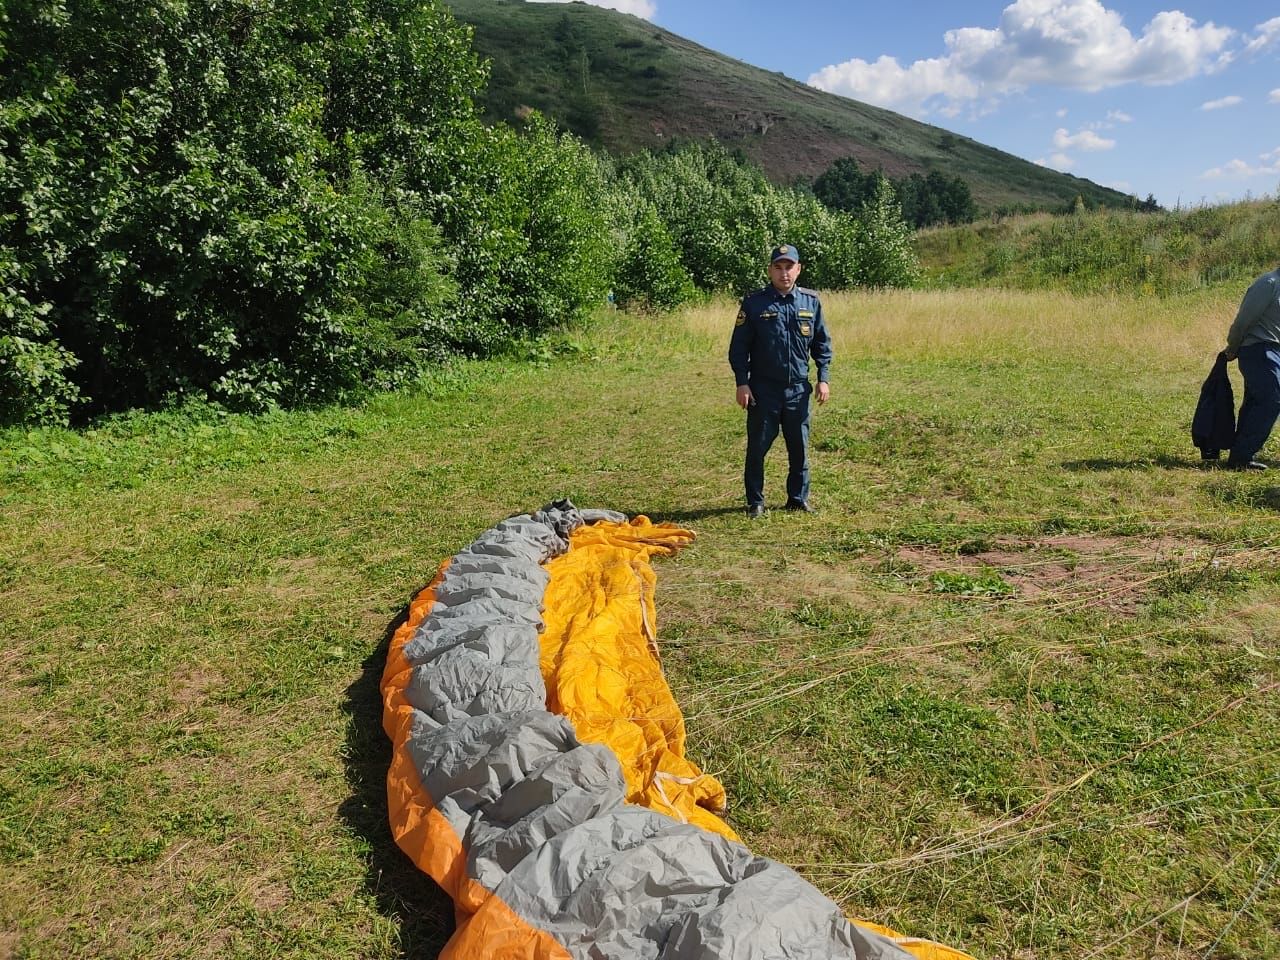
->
[[745, 380, 811, 508], [1231, 341, 1280, 465]]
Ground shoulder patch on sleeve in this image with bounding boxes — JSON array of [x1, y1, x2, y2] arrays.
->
[[735, 307, 747, 327]]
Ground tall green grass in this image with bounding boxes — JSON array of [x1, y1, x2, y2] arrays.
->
[[916, 198, 1280, 295]]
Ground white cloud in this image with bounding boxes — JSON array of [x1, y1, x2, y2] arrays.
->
[[1038, 152, 1076, 170], [1201, 148, 1280, 179], [1083, 110, 1131, 131], [1244, 16, 1280, 54], [527, 0, 656, 18], [1053, 127, 1116, 151], [809, 0, 1234, 116], [1201, 95, 1243, 110], [1270, 89, 1280, 104], [807, 54, 978, 116], [1056, 107, 1069, 117]]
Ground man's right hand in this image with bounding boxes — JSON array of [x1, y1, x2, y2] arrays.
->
[[736, 385, 754, 409], [1224, 347, 1238, 361]]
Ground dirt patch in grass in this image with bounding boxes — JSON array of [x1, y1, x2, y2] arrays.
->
[[171, 666, 223, 707], [890, 534, 1223, 614], [247, 873, 291, 913], [215, 497, 260, 518]]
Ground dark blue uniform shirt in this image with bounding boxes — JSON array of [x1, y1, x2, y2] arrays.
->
[[729, 285, 832, 389]]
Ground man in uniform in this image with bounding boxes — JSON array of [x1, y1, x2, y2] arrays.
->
[[1224, 265, 1280, 470], [728, 244, 832, 517]]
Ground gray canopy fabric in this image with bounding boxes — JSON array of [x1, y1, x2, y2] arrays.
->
[[383, 500, 923, 959]]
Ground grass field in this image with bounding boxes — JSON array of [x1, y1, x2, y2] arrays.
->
[[2, 287, 1278, 959]]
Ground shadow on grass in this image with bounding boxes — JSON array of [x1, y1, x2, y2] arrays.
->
[[340, 603, 453, 959], [1207, 483, 1280, 510], [626, 504, 751, 523], [1061, 454, 1202, 471]]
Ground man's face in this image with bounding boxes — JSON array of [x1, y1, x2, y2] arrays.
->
[[769, 257, 801, 293]]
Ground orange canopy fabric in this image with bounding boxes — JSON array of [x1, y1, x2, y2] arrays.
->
[[381, 507, 973, 960]]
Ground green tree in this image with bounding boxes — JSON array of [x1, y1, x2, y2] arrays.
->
[[814, 157, 975, 228], [1, 0, 483, 421], [619, 142, 914, 295], [786, 194, 862, 290], [618, 141, 785, 293], [426, 113, 615, 351], [927, 170, 975, 225], [0, 254, 80, 425], [854, 175, 920, 288], [812, 157, 875, 215], [612, 198, 694, 311]]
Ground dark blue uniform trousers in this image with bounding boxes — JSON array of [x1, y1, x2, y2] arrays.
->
[[745, 380, 811, 507], [1232, 341, 1280, 464]]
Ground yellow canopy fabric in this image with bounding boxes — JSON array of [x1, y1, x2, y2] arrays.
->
[[382, 506, 973, 960], [538, 516, 734, 839]]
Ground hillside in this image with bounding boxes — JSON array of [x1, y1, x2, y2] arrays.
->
[[914, 198, 1280, 293], [444, 0, 1136, 214]]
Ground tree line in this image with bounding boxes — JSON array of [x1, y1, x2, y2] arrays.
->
[[811, 158, 977, 229], [0, 0, 918, 426]]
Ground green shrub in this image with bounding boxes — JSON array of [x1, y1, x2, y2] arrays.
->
[[619, 142, 916, 295], [785, 194, 861, 290], [426, 114, 617, 350], [814, 156, 976, 228], [612, 197, 695, 311], [0, 253, 79, 425], [852, 175, 920, 288], [0, 0, 479, 420], [618, 142, 782, 293]]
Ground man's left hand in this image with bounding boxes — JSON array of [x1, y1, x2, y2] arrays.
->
[[815, 381, 830, 405]]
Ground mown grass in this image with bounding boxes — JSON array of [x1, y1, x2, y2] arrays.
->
[[2, 286, 1278, 959]]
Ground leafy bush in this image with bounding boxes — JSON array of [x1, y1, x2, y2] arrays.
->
[[611, 197, 695, 311], [0, 0, 480, 422], [783, 194, 862, 290], [424, 114, 617, 350], [0, 253, 79, 425], [852, 176, 921, 288], [618, 142, 781, 293], [814, 156, 976, 228], [619, 142, 917, 296]]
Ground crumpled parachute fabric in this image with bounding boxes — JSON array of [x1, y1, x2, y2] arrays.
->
[[381, 500, 972, 960]]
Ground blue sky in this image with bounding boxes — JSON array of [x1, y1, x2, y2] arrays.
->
[[528, 0, 1280, 208]]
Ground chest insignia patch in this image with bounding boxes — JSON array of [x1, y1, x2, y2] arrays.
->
[[799, 322, 812, 336]]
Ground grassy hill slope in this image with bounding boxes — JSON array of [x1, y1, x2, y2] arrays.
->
[[915, 198, 1280, 293], [446, 0, 1136, 214]]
